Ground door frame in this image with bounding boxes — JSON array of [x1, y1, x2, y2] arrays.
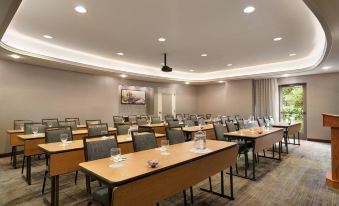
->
[[157, 88, 176, 120], [278, 83, 307, 139]]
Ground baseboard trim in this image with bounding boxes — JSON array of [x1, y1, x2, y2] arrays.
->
[[307, 138, 331, 143], [0, 150, 23, 158]]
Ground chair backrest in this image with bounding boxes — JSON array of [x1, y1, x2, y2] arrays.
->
[[247, 121, 259, 128], [45, 126, 73, 143], [257, 118, 265, 127], [206, 114, 212, 119], [83, 134, 118, 161], [128, 115, 137, 123], [166, 127, 185, 145], [132, 131, 157, 152], [264, 117, 270, 125], [113, 116, 124, 126], [190, 115, 197, 121], [269, 116, 275, 124], [176, 114, 183, 121], [86, 120, 101, 127], [221, 116, 228, 124], [65, 118, 80, 125], [88, 123, 109, 137], [168, 120, 180, 128], [184, 119, 195, 127], [226, 121, 237, 132], [14, 120, 33, 130], [24, 123, 47, 134], [137, 118, 148, 126], [213, 123, 227, 141], [234, 115, 240, 120], [42, 118, 59, 128], [183, 114, 190, 120], [198, 114, 205, 119], [140, 115, 148, 120], [237, 119, 245, 130], [151, 116, 161, 124], [116, 124, 130, 135], [228, 116, 235, 122], [197, 118, 206, 125], [165, 115, 174, 122], [59, 121, 78, 130]]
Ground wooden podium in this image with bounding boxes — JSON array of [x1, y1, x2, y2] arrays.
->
[[322, 113, 339, 189]]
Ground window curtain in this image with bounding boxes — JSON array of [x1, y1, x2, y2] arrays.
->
[[254, 79, 279, 121]]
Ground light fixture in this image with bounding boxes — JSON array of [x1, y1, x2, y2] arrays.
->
[[218, 80, 224, 83], [10, 54, 20, 59], [43, 35, 53, 39], [185, 82, 190, 85], [273, 37, 283, 41], [158, 37, 166, 42], [322, 66, 332, 70], [189, 69, 195, 72], [243, 6, 255, 14], [117, 52, 124, 56], [227, 64, 233, 67], [289, 53, 296, 56], [201, 54, 207, 57], [283, 74, 289, 77], [161, 53, 172, 72], [75, 6, 87, 13], [120, 74, 127, 78]]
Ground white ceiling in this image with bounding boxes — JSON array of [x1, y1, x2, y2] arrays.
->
[[0, 0, 331, 82]]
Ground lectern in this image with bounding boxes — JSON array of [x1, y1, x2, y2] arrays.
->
[[322, 113, 339, 189]]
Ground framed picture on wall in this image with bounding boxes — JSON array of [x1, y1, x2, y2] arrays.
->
[[121, 89, 146, 105]]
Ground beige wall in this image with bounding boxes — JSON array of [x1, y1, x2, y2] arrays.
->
[[278, 72, 339, 141], [196, 79, 253, 118], [0, 59, 197, 154]]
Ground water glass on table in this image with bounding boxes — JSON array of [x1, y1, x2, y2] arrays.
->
[[60, 133, 69, 146], [32, 127, 39, 136], [160, 140, 169, 155], [110, 148, 122, 168]]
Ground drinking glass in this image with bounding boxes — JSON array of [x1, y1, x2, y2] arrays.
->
[[60, 134, 68, 146], [20, 125, 24, 131], [160, 140, 169, 155], [32, 127, 38, 135], [110, 148, 122, 168], [48, 123, 52, 128]]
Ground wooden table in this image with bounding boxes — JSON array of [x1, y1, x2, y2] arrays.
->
[[38, 133, 166, 206], [80, 140, 238, 206], [224, 127, 284, 180], [272, 122, 302, 152], [6, 125, 87, 169], [182, 124, 215, 140], [17, 127, 116, 185], [139, 123, 167, 134]]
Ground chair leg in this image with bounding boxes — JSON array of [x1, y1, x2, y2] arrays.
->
[[244, 152, 249, 177], [263, 149, 266, 157], [190, 186, 194, 204], [74, 171, 78, 184], [208, 177, 213, 191], [10, 147, 14, 161], [21, 156, 26, 174], [86, 176, 91, 195], [235, 163, 239, 174], [42, 170, 48, 194], [183, 190, 188, 206]]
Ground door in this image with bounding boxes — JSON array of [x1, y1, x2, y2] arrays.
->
[[157, 88, 176, 120], [279, 84, 307, 139], [162, 94, 172, 119]]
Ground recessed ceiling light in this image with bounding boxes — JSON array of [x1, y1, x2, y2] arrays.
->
[[218, 81, 224, 83], [227, 64, 233, 67], [10, 54, 20, 59], [75, 6, 87, 13], [185, 82, 190, 85], [43, 35, 53, 39], [201, 54, 207, 57], [273, 37, 283, 41], [289, 53, 296, 56], [117, 52, 124, 56], [322, 66, 332, 70], [283, 74, 289, 77], [120, 74, 127, 78], [189, 69, 195, 72], [243, 6, 255, 14], [158, 37, 166, 42]]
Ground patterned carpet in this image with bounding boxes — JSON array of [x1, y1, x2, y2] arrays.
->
[[0, 140, 338, 206]]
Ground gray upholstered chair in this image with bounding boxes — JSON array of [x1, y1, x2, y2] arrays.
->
[[14, 120, 33, 130], [234, 115, 241, 121], [206, 114, 212, 120], [197, 118, 206, 125], [128, 115, 137, 124], [151, 116, 161, 124], [116, 124, 130, 135], [176, 114, 184, 122], [42, 126, 74, 194], [227, 116, 235, 122], [165, 115, 174, 123], [24, 123, 47, 134], [264, 117, 270, 125], [257, 118, 265, 127], [221, 116, 228, 124], [88, 123, 109, 137], [226, 121, 237, 132], [183, 114, 190, 120], [132, 132, 157, 152], [59, 120, 78, 130], [42, 118, 59, 128], [237, 119, 246, 130], [83, 134, 118, 206], [190, 115, 197, 121], [168, 120, 181, 128], [86, 120, 101, 127], [137, 118, 148, 126], [113, 116, 124, 127], [166, 128, 186, 145], [65, 117, 80, 125], [213, 123, 227, 141], [184, 119, 195, 127]]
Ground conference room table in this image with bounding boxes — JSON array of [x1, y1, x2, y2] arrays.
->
[[272, 122, 302, 153], [17, 127, 116, 185], [182, 124, 216, 140], [38, 133, 166, 206], [79, 140, 238, 206], [6, 125, 86, 169], [224, 127, 284, 180]]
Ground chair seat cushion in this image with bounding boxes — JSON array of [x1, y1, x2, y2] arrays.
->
[[92, 187, 109, 206]]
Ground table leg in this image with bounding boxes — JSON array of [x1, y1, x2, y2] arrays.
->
[[26, 156, 31, 185], [108, 187, 113, 206], [284, 132, 289, 154], [55, 175, 59, 206], [298, 132, 300, 145], [12, 146, 17, 169], [229, 166, 234, 199], [279, 141, 281, 160]]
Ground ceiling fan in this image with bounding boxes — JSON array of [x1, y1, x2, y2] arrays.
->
[[161, 53, 172, 72]]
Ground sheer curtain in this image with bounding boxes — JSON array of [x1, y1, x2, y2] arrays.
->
[[254, 79, 279, 121]]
